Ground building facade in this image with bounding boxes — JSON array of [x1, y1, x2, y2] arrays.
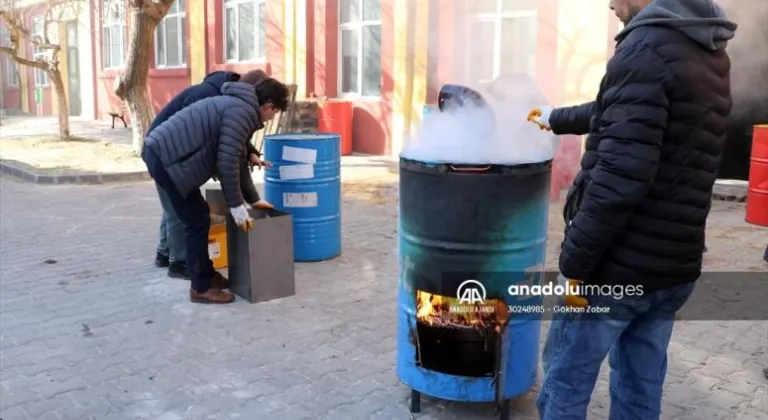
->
[[2, 0, 621, 157], [1, 0, 96, 118]]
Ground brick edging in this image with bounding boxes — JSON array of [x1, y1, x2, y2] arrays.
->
[[0, 160, 151, 185]]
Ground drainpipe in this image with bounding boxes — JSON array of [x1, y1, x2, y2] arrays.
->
[[0, 71, 5, 125]]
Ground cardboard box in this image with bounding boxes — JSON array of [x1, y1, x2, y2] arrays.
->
[[226, 208, 295, 303], [208, 223, 228, 269]]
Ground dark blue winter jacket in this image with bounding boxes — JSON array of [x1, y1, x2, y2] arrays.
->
[[144, 82, 264, 208], [550, 0, 736, 291], [147, 71, 260, 158]]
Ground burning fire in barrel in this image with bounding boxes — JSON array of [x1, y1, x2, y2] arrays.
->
[[415, 290, 508, 331]]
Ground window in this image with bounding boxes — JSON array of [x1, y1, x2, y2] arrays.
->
[[0, 24, 9, 47], [155, 0, 187, 67], [468, 0, 538, 84], [339, 0, 381, 97], [6, 59, 19, 86], [224, 0, 266, 63], [1, 25, 20, 87], [102, 0, 126, 69], [31, 17, 48, 86]]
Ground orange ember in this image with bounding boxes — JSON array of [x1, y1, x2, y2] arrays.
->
[[416, 290, 508, 332]]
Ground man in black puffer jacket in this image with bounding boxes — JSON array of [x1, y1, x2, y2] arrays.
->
[[526, 0, 736, 419], [149, 70, 271, 280], [143, 79, 289, 304]]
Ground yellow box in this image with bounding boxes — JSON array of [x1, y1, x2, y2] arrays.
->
[[208, 223, 228, 269]]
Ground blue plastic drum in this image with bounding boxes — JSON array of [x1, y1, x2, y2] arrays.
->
[[263, 133, 341, 262]]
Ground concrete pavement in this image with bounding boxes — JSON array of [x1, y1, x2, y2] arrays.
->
[[0, 176, 766, 420]]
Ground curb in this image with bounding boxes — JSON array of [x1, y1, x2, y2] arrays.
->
[[0, 160, 151, 185], [712, 182, 748, 203]]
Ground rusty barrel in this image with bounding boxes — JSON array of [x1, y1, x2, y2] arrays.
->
[[746, 125, 768, 226]]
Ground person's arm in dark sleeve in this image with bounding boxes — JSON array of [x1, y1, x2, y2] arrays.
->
[[549, 102, 596, 135], [239, 159, 261, 204], [246, 141, 261, 158], [216, 108, 252, 209], [559, 44, 672, 281]]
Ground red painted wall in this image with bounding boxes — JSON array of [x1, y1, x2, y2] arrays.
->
[[204, 0, 282, 79], [309, 0, 562, 156], [93, 2, 191, 124], [308, 0, 394, 155], [91, 0, 285, 126], [0, 54, 21, 111]]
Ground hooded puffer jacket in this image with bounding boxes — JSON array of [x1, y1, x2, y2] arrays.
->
[[144, 82, 264, 209], [549, 0, 737, 292]]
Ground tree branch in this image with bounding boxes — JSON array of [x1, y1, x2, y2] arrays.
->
[[0, 46, 48, 69], [0, 1, 62, 72]]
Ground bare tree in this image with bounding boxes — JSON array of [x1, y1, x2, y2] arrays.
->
[[107, 0, 175, 152], [0, 0, 84, 140]]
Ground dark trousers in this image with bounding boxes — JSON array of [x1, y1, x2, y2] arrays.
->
[[143, 148, 213, 292]]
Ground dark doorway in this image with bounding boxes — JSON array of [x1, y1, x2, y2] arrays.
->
[[66, 23, 82, 116]]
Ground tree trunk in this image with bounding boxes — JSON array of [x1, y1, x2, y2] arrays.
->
[[49, 70, 70, 140], [115, 5, 157, 154]]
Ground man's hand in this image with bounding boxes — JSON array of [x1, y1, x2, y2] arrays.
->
[[230, 204, 254, 231], [527, 106, 553, 131], [251, 199, 274, 210], [248, 153, 272, 170]]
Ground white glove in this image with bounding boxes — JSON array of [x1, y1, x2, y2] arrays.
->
[[251, 199, 274, 210], [230, 204, 254, 231], [527, 105, 553, 131]]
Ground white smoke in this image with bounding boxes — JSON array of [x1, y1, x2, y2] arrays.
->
[[401, 74, 557, 165]]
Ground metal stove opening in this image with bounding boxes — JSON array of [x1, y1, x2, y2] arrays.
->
[[413, 289, 509, 377]]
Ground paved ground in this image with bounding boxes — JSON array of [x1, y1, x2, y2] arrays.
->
[[0, 116, 137, 145], [0, 174, 766, 420]]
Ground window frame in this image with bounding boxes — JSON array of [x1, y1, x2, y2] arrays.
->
[[222, 0, 267, 64], [5, 58, 19, 87], [337, 0, 382, 99], [102, 0, 126, 69], [0, 24, 9, 47], [0, 26, 18, 87], [467, 1, 537, 84], [30, 16, 49, 86], [154, 0, 187, 68]]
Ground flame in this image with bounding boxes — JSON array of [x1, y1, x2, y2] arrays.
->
[[416, 290, 508, 332]]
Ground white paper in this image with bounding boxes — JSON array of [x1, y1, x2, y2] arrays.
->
[[208, 242, 221, 259], [283, 192, 318, 208], [282, 146, 318, 164], [279, 164, 314, 180]]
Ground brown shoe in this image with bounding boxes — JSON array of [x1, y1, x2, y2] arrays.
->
[[212, 271, 229, 289], [189, 288, 235, 304]]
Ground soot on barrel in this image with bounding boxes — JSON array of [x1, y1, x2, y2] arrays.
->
[[401, 159, 551, 378]]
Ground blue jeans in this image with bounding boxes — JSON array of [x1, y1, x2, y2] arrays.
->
[[156, 187, 187, 264], [143, 148, 214, 292], [537, 281, 696, 420]]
